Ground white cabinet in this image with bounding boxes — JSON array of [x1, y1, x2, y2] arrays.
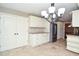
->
[[72, 10, 79, 27], [0, 13, 50, 51], [0, 13, 29, 51], [0, 14, 17, 51], [29, 15, 50, 47], [67, 35, 79, 53], [29, 16, 46, 27], [29, 34, 49, 47], [16, 16, 28, 47]]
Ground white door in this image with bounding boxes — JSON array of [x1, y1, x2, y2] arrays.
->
[[1, 15, 17, 51], [16, 16, 28, 47]]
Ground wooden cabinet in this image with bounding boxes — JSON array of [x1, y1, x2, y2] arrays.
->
[[0, 13, 29, 51], [65, 23, 74, 34], [72, 10, 79, 27]]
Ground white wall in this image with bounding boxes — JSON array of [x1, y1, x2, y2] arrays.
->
[[0, 17, 1, 51], [57, 22, 65, 39]]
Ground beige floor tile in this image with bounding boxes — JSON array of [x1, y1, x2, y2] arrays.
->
[[0, 39, 79, 56]]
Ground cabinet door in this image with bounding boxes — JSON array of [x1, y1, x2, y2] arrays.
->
[[30, 16, 45, 27], [16, 16, 28, 47], [72, 10, 79, 27], [29, 34, 49, 47], [1, 15, 17, 51]]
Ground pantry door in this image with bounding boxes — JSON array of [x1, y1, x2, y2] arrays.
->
[[1, 15, 17, 51], [16, 16, 28, 47]]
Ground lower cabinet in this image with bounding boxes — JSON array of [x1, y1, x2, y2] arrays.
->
[[67, 35, 79, 53], [29, 34, 49, 47]]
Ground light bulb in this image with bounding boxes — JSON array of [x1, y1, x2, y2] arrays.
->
[[45, 14, 48, 18], [58, 8, 65, 17], [48, 6, 55, 13], [41, 10, 47, 17], [53, 14, 56, 18]]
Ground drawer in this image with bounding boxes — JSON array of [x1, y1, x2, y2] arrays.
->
[[67, 42, 79, 48], [67, 46, 79, 53], [67, 36, 79, 42], [29, 34, 49, 47], [67, 41, 79, 53]]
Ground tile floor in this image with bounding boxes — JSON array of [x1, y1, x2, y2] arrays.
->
[[0, 39, 79, 56]]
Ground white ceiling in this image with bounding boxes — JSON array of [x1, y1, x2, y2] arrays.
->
[[0, 3, 78, 21]]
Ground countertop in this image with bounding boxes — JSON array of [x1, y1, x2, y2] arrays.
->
[[67, 34, 79, 37], [29, 32, 49, 34]]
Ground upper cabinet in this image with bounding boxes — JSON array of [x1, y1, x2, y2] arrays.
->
[[29, 16, 46, 27], [29, 16, 50, 32], [72, 10, 79, 27]]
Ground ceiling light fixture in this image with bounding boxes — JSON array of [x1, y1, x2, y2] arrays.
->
[[41, 3, 65, 23], [40, 3, 66, 42]]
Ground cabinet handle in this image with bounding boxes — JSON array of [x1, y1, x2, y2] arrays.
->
[[14, 33, 16, 35], [17, 33, 19, 35], [14, 33, 19, 35]]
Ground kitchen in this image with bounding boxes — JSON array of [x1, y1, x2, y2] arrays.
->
[[65, 10, 79, 53]]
